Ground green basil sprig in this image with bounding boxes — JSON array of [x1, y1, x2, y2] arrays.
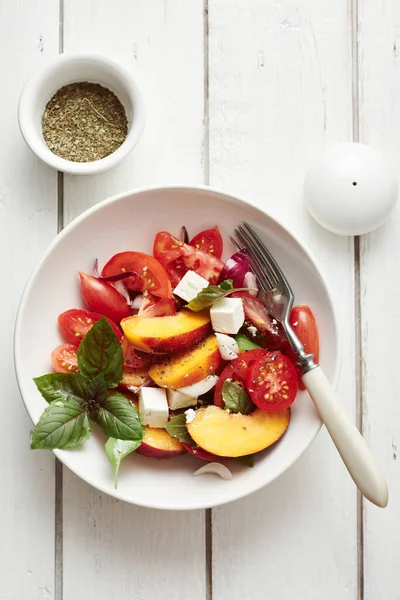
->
[[31, 318, 145, 487], [234, 333, 261, 352], [165, 413, 195, 445], [186, 280, 257, 312]]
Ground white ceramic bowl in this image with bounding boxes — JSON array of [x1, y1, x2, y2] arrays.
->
[[18, 53, 146, 175], [15, 186, 339, 510]]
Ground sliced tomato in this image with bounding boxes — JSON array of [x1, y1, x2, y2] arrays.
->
[[189, 226, 223, 259], [246, 353, 298, 412], [51, 343, 79, 373], [101, 251, 172, 298], [283, 305, 319, 390], [121, 337, 158, 369], [231, 292, 286, 350], [58, 309, 122, 344], [138, 294, 176, 318], [78, 272, 131, 324], [154, 231, 224, 287], [214, 349, 267, 407], [182, 443, 221, 462]]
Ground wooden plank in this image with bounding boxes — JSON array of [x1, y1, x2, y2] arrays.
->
[[357, 2, 400, 598], [208, 1, 358, 598], [61, 2, 206, 599], [0, 0, 59, 598]]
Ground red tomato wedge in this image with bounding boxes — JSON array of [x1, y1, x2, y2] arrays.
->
[[189, 226, 223, 259], [101, 251, 172, 298], [182, 443, 220, 462], [283, 305, 319, 390], [214, 349, 267, 408], [154, 231, 224, 287], [58, 309, 122, 344], [138, 294, 176, 318], [51, 343, 79, 373], [246, 353, 298, 412], [121, 337, 158, 369], [231, 292, 286, 350], [78, 272, 130, 324]]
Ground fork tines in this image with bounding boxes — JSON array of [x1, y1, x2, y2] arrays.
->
[[234, 222, 291, 293]]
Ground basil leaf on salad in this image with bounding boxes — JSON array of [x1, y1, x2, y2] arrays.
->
[[31, 397, 92, 450], [165, 413, 194, 444], [236, 454, 255, 468], [105, 438, 142, 489], [94, 392, 145, 441], [86, 373, 108, 406], [234, 333, 261, 352], [186, 279, 234, 312], [33, 372, 89, 405], [77, 317, 123, 388], [222, 380, 255, 415]]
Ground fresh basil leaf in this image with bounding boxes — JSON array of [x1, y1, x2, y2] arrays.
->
[[77, 317, 123, 387], [222, 380, 255, 415], [165, 413, 194, 444], [86, 373, 108, 406], [105, 438, 142, 489], [94, 392, 145, 441], [186, 280, 234, 312], [234, 333, 261, 352], [236, 454, 255, 468], [31, 397, 91, 450], [219, 279, 234, 291], [33, 372, 88, 404]]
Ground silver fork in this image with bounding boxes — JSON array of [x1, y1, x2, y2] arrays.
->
[[234, 221, 388, 508]]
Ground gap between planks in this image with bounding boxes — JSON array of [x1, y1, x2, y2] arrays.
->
[[351, 0, 364, 598]]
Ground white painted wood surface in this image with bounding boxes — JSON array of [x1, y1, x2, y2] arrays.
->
[[1, 0, 397, 598]]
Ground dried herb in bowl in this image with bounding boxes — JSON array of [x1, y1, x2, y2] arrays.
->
[[42, 82, 128, 162]]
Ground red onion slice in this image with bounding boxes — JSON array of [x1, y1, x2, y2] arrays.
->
[[218, 250, 249, 288]]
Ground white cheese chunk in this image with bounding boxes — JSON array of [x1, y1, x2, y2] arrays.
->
[[138, 387, 169, 428], [210, 297, 245, 334], [173, 270, 209, 302], [178, 374, 219, 397], [215, 332, 239, 360], [185, 408, 196, 424], [167, 389, 197, 410]]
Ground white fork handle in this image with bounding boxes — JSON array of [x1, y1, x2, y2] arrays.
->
[[302, 366, 388, 508]]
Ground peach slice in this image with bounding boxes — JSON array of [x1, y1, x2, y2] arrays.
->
[[126, 394, 186, 459], [137, 427, 186, 459], [187, 405, 290, 457], [148, 334, 223, 388], [121, 309, 211, 354], [118, 367, 149, 390]]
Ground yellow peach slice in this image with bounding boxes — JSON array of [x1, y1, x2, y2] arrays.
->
[[187, 405, 290, 457], [148, 334, 222, 388], [121, 309, 211, 353]]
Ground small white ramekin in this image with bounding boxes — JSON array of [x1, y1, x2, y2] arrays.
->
[[18, 53, 146, 175]]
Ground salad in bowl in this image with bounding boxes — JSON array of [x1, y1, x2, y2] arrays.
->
[[29, 223, 319, 486], [15, 186, 337, 509]]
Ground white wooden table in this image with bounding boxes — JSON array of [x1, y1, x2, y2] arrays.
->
[[2, 1, 397, 598]]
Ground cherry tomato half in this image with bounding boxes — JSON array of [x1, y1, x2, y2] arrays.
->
[[51, 343, 79, 373], [189, 226, 223, 259], [101, 251, 172, 298], [182, 443, 220, 462], [78, 272, 131, 324], [246, 353, 298, 412], [138, 294, 176, 318], [231, 292, 286, 350], [214, 349, 267, 407], [154, 231, 224, 287], [283, 305, 319, 390], [58, 309, 122, 344]]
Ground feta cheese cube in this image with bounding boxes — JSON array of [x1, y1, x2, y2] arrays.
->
[[167, 389, 197, 410], [173, 270, 209, 302], [185, 409, 196, 424], [210, 297, 245, 334], [215, 332, 239, 360], [138, 387, 169, 428]]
